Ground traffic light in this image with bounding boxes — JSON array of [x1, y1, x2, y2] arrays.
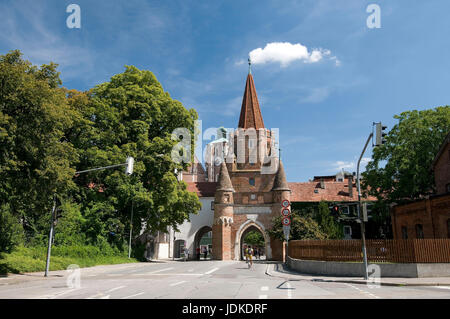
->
[[375, 123, 387, 146], [330, 205, 339, 216], [125, 156, 134, 175]]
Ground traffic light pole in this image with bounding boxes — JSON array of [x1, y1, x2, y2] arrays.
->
[[356, 133, 372, 281]]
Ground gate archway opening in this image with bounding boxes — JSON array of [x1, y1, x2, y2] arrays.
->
[[194, 226, 213, 260], [239, 225, 266, 261]]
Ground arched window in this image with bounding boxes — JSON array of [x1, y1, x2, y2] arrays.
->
[[401, 226, 408, 239], [415, 224, 424, 239], [249, 177, 255, 186]]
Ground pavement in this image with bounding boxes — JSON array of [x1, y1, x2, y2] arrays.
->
[[268, 263, 450, 287], [0, 260, 449, 299]]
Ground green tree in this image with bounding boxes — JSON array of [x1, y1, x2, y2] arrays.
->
[[69, 66, 201, 246], [315, 201, 343, 239], [363, 107, 450, 204], [243, 231, 264, 247], [0, 50, 80, 242], [0, 204, 25, 253], [268, 212, 327, 242]]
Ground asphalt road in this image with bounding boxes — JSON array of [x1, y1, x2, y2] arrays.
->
[[1, 260, 450, 299]]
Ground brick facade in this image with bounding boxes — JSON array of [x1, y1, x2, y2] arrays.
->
[[391, 132, 450, 239], [211, 72, 288, 261]]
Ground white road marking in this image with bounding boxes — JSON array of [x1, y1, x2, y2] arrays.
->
[[286, 282, 292, 299], [170, 281, 187, 287], [148, 267, 174, 274], [121, 292, 145, 299], [107, 274, 122, 277], [188, 269, 194, 272], [261, 286, 269, 291], [100, 295, 110, 299], [345, 283, 380, 299], [46, 288, 82, 299], [435, 286, 450, 290], [105, 286, 126, 293], [205, 267, 219, 275], [87, 275, 96, 277], [259, 295, 268, 299]]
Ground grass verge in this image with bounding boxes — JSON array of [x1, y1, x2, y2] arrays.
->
[[0, 245, 138, 275]]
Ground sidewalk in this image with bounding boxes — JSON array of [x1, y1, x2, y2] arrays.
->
[[266, 263, 450, 287]]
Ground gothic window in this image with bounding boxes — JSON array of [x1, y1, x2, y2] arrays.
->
[[401, 226, 408, 239], [415, 224, 424, 239], [249, 177, 255, 186]]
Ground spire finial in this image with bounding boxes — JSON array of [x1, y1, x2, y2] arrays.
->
[[248, 57, 252, 74]]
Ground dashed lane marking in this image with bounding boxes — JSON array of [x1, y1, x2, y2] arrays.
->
[[259, 295, 268, 299], [170, 281, 187, 287], [121, 292, 145, 299], [261, 286, 269, 291], [105, 286, 126, 293], [148, 267, 174, 274], [345, 283, 380, 299], [205, 267, 219, 275]]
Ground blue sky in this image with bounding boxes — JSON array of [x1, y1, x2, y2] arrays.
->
[[1, 0, 450, 181]]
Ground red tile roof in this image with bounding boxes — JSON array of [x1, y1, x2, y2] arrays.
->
[[186, 181, 376, 202], [238, 73, 265, 129], [186, 182, 217, 197], [288, 182, 376, 202]]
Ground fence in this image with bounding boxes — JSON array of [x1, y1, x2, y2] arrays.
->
[[288, 239, 450, 263]]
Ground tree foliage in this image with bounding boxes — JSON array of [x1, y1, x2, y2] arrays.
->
[[0, 51, 202, 253], [268, 211, 327, 242], [0, 50, 79, 241], [362, 107, 450, 204], [243, 230, 264, 247], [315, 201, 343, 239]]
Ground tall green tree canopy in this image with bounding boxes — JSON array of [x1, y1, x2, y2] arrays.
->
[[363, 107, 450, 204], [0, 51, 202, 252], [70, 65, 201, 242], [0, 50, 79, 239]]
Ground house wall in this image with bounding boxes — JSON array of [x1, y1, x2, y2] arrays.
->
[[169, 197, 214, 258], [391, 194, 450, 239]]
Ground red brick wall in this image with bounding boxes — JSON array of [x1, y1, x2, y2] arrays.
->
[[391, 194, 450, 239]]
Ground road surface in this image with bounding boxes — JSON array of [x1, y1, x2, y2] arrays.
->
[[1, 260, 449, 299]]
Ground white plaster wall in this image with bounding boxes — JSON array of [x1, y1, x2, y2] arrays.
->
[[169, 197, 214, 258]]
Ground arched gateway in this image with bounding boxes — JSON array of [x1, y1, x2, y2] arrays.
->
[[211, 67, 291, 261]]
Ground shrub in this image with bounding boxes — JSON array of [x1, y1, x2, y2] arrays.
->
[[0, 204, 25, 253]]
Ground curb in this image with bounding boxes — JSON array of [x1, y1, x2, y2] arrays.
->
[[267, 263, 450, 287]]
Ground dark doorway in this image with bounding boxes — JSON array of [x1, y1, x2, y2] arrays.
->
[[194, 226, 213, 260], [240, 225, 266, 261]]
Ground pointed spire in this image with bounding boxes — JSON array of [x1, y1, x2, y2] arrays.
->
[[272, 161, 290, 191], [238, 70, 265, 130], [217, 161, 234, 192]]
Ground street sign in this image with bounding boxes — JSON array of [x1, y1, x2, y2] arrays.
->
[[283, 225, 290, 242], [282, 216, 291, 226], [281, 199, 290, 208], [281, 208, 291, 217]]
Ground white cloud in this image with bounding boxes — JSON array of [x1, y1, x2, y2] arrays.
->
[[329, 157, 371, 174], [249, 42, 338, 67]]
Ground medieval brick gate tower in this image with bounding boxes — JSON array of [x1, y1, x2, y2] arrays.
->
[[212, 63, 291, 261]]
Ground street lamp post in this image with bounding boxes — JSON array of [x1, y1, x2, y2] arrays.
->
[[44, 157, 135, 277]]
